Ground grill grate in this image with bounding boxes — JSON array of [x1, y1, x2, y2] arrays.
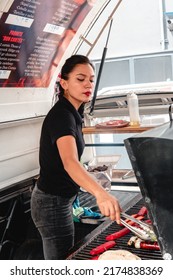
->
[[68, 199, 163, 260]]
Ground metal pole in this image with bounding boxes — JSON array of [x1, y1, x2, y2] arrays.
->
[[89, 19, 113, 115], [87, 0, 123, 56]]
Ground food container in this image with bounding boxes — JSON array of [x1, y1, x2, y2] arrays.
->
[[88, 155, 121, 170], [87, 155, 121, 191]]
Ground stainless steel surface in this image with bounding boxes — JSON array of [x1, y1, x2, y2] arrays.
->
[[112, 169, 137, 184], [122, 170, 135, 180]]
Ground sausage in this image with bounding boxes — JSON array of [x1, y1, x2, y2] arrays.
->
[[106, 216, 144, 241], [123, 213, 138, 224], [106, 227, 130, 241], [139, 242, 160, 251], [137, 206, 148, 216], [90, 241, 116, 255], [90, 255, 100, 260], [128, 236, 160, 251]]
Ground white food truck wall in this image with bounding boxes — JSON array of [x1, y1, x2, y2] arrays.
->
[[0, 0, 173, 190], [0, 0, 105, 190]]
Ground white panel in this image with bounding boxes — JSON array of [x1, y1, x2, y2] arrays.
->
[[0, 87, 52, 122], [0, 117, 44, 190]]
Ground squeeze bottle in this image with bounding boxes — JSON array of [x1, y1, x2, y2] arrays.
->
[[127, 93, 140, 126]]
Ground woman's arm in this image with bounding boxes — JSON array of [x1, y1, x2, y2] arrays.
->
[[56, 135, 121, 223]]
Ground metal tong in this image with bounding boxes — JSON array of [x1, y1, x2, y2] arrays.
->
[[120, 212, 157, 242], [122, 170, 135, 180]]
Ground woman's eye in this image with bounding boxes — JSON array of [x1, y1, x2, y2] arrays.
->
[[77, 78, 84, 82], [77, 78, 94, 83]]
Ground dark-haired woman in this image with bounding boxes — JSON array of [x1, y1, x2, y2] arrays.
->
[[31, 55, 121, 260]]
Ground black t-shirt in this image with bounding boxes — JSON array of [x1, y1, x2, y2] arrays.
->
[[37, 97, 85, 197]]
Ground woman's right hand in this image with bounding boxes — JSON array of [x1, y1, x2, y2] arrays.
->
[[96, 191, 121, 224]]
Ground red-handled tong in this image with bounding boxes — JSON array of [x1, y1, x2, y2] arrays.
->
[[106, 206, 147, 241]]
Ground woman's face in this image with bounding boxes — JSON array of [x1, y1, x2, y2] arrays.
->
[[60, 63, 95, 109]]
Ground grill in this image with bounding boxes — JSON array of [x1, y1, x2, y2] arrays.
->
[[74, 189, 141, 243], [68, 112, 173, 260], [68, 198, 163, 260], [124, 112, 173, 260]]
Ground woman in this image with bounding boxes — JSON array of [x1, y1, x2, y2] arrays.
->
[[31, 55, 121, 260]]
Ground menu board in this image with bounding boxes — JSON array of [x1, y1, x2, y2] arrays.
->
[[0, 0, 94, 87]]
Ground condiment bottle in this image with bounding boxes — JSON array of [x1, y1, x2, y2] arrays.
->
[[127, 93, 140, 126]]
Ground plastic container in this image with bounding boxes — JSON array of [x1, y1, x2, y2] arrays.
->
[[87, 155, 121, 192], [88, 155, 121, 170]]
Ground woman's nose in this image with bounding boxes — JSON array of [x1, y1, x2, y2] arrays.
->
[[85, 80, 93, 88]]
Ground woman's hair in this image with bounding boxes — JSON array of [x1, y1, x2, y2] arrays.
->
[[58, 54, 94, 97]]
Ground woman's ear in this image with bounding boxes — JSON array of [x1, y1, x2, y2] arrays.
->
[[60, 79, 68, 91]]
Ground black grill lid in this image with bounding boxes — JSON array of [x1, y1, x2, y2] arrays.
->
[[124, 117, 173, 260]]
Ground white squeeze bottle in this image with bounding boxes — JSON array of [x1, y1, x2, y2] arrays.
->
[[127, 93, 140, 126]]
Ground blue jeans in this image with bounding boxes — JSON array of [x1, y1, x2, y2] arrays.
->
[[31, 185, 76, 260]]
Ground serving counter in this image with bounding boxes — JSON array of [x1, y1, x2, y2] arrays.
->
[[82, 125, 154, 134]]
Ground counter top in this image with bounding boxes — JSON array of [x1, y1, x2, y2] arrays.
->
[[82, 125, 154, 134]]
